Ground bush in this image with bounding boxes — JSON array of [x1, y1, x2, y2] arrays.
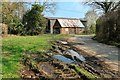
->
[[8, 17, 24, 35], [96, 9, 120, 43]]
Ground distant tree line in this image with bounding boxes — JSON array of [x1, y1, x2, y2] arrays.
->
[[1, 2, 25, 35], [1, 2, 56, 35]]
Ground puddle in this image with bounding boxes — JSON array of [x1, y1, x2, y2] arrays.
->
[[53, 49, 86, 63], [64, 49, 86, 62], [52, 55, 74, 63]]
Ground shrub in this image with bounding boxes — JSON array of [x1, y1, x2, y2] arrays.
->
[[96, 10, 120, 43]]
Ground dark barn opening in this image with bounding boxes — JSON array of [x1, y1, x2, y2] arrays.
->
[[53, 20, 61, 34]]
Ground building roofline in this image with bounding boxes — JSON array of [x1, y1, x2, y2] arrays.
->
[[44, 16, 86, 21]]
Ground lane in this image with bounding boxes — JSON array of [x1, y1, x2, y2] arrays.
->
[[73, 35, 119, 61], [67, 35, 120, 72]]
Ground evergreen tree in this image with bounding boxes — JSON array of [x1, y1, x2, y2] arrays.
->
[[23, 4, 46, 35]]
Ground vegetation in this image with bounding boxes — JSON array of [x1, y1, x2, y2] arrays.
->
[[2, 34, 65, 78], [86, 0, 120, 14], [84, 10, 98, 34], [1, 2, 26, 35], [22, 4, 46, 35], [86, 1, 120, 47], [1, 2, 56, 35], [95, 7, 120, 47], [1, 3, 46, 35], [70, 64, 97, 80]]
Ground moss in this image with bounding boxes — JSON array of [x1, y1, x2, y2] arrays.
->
[[70, 64, 97, 80]]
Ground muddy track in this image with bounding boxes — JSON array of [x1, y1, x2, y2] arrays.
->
[[20, 51, 80, 79], [20, 40, 119, 80], [50, 40, 119, 79]]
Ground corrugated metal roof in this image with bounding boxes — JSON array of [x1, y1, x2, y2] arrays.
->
[[45, 17, 80, 19], [57, 19, 85, 28], [45, 17, 87, 21]]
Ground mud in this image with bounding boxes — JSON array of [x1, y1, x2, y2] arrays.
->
[[50, 40, 119, 79], [20, 51, 80, 79], [20, 40, 119, 80]]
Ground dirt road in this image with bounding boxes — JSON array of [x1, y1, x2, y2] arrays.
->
[[67, 35, 120, 73]]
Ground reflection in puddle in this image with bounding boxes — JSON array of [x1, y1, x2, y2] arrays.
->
[[64, 49, 86, 62], [53, 49, 86, 63], [52, 55, 74, 63]]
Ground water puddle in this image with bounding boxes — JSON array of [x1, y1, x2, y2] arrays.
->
[[52, 55, 74, 63], [64, 49, 86, 62], [52, 49, 86, 64]]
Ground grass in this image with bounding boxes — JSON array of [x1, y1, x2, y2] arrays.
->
[[2, 34, 67, 78], [70, 64, 98, 80]]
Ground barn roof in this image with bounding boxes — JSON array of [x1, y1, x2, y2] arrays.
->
[[57, 18, 85, 28], [45, 17, 86, 21]]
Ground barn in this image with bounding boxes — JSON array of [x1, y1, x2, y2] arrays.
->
[[45, 17, 86, 34]]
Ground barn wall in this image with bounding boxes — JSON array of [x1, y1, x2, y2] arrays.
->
[[50, 19, 56, 34], [76, 28, 84, 34], [60, 28, 69, 34], [60, 27, 84, 34]]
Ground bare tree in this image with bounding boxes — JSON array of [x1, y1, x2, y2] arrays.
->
[[85, 0, 120, 14], [42, 1, 56, 14], [26, 1, 57, 15]]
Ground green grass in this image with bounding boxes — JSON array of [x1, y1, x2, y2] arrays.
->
[[2, 34, 67, 78], [70, 64, 98, 80]]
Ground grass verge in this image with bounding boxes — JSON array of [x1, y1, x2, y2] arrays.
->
[[2, 34, 67, 78]]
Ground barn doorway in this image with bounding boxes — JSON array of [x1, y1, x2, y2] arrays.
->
[[53, 26, 60, 34], [53, 20, 61, 34]]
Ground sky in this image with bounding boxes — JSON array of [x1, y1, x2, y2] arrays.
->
[[44, 2, 92, 18]]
